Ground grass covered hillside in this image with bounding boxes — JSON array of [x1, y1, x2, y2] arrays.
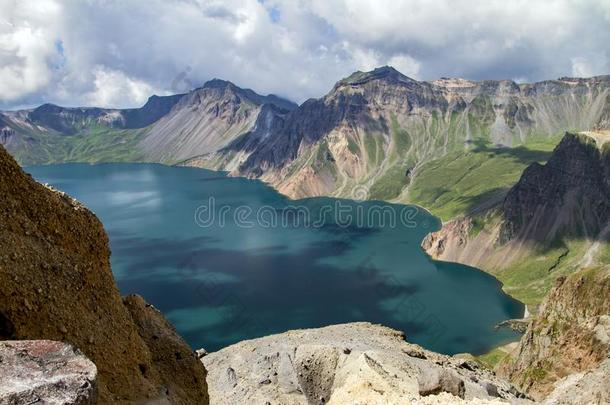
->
[[5, 125, 148, 166], [405, 139, 558, 221]]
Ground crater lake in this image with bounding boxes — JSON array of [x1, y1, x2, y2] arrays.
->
[[27, 163, 523, 355]]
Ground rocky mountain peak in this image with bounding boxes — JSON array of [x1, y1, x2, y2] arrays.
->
[[196, 79, 297, 111], [197, 79, 247, 101], [139, 79, 296, 163], [501, 131, 610, 242], [188, 79, 245, 104], [31, 103, 63, 114], [202, 78, 235, 89], [339, 66, 415, 86], [325, 66, 438, 115]]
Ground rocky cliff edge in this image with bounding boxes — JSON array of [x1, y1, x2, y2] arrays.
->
[[0, 144, 208, 404]]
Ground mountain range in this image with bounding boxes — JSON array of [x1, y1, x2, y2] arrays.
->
[[1, 66, 609, 306], [2, 67, 608, 204]]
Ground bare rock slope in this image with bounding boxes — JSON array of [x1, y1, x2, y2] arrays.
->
[[0, 144, 208, 404], [203, 322, 530, 405], [140, 79, 296, 163]]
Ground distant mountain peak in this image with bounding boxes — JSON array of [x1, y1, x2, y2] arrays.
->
[[371, 65, 406, 77], [339, 66, 416, 86], [202, 78, 236, 90], [32, 103, 63, 113], [196, 79, 296, 111]]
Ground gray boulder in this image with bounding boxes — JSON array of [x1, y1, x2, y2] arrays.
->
[[0, 340, 97, 405]]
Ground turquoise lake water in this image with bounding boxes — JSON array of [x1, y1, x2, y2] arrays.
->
[[27, 163, 523, 354]]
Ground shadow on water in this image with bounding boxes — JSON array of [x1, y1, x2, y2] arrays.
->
[[113, 230, 522, 354], [115, 235, 427, 351]]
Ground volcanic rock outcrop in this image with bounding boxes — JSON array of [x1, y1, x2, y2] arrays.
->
[[500, 132, 610, 242], [202, 322, 530, 405]]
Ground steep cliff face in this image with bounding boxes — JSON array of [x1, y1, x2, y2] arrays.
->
[[0, 144, 208, 404], [500, 132, 610, 242], [181, 102, 293, 173], [497, 267, 610, 401], [187, 68, 610, 201], [423, 131, 610, 303]]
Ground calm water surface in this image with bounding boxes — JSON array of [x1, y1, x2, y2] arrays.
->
[[27, 163, 523, 354]]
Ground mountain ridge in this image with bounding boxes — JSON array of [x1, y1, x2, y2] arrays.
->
[[199, 69, 609, 203], [2, 68, 608, 253], [0, 77, 295, 164]]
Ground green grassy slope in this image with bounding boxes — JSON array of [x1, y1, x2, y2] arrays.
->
[[500, 239, 589, 304], [7, 125, 148, 165], [406, 140, 558, 221], [476, 346, 511, 369]]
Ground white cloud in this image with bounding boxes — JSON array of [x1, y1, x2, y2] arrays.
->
[[0, 0, 62, 101], [0, 0, 609, 109], [387, 55, 420, 79], [571, 56, 609, 78], [85, 66, 160, 108]]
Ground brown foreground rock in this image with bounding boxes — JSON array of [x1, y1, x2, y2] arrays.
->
[[0, 144, 208, 404], [123, 294, 209, 403], [203, 322, 531, 405], [0, 340, 97, 405]]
